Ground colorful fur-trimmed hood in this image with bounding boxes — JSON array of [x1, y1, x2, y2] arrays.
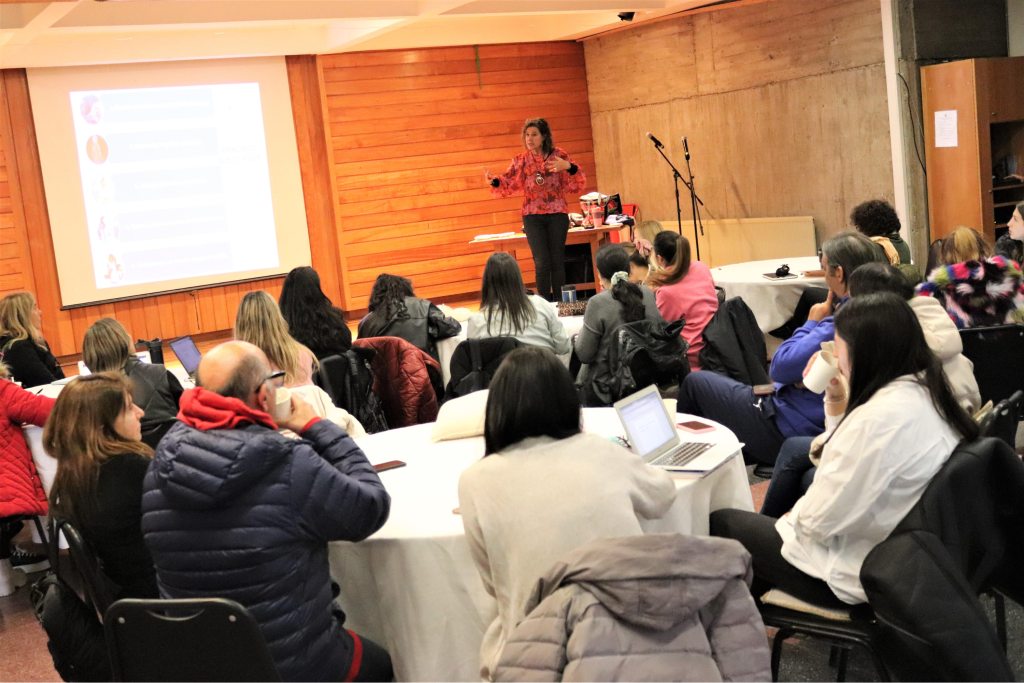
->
[[916, 256, 1024, 329]]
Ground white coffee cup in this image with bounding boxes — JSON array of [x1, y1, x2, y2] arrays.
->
[[273, 386, 292, 420], [803, 351, 841, 394]]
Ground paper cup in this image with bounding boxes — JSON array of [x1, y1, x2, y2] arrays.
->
[[273, 386, 292, 420], [663, 398, 677, 417], [803, 351, 840, 394]]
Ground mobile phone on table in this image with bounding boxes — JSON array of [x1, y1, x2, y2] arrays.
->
[[374, 460, 407, 473], [677, 420, 716, 434], [753, 384, 775, 396]]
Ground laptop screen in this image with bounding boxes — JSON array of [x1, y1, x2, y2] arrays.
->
[[618, 390, 676, 456], [168, 336, 202, 376]]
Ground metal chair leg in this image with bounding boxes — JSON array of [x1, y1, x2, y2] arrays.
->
[[828, 645, 839, 667], [771, 628, 791, 682], [836, 648, 849, 682], [994, 591, 1007, 653]]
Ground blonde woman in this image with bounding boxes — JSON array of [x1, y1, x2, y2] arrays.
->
[[0, 292, 63, 388], [82, 318, 184, 449], [234, 291, 366, 437], [46, 373, 158, 599]]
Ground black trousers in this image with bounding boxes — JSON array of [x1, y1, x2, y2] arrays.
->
[[710, 508, 847, 609], [523, 213, 570, 301]]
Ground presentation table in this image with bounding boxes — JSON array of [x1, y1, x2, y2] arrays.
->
[[436, 314, 585, 386], [329, 408, 753, 682], [470, 225, 621, 293]]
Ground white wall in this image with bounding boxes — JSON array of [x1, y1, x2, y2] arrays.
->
[[1011, 0, 1024, 56]]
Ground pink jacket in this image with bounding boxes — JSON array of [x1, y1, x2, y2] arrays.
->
[[655, 261, 719, 371]]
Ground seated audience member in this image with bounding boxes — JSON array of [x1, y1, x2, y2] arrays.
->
[[576, 244, 665, 406], [650, 232, 718, 371], [468, 252, 571, 354], [0, 292, 64, 388], [235, 291, 317, 387], [634, 219, 666, 246], [713, 293, 978, 607], [627, 247, 651, 285], [46, 374, 157, 599], [994, 201, 1024, 265], [358, 273, 460, 361], [459, 346, 676, 680], [916, 226, 1024, 329], [850, 199, 911, 265], [82, 318, 184, 449], [760, 262, 982, 518], [235, 291, 364, 435], [141, 341, 392, 682], [0, 361, 55, 595], [680, 232, 885, 465], [278, 266, 352, 360]]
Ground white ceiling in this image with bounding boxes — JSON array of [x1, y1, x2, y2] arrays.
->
[[0, 0, 725, 69]]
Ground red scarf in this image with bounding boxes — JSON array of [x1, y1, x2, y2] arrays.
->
[[177, 387, 277, 431]]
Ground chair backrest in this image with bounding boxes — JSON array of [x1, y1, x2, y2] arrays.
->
[[599, 318, 689, 404], [105, 598, 279, 682], [979, 390, 1022, 449], [444, 337, 523, 401], [57, 519, 114, 618], [698, 297, 769, 386], [316, 350, 388, 434], [959, 324, 1024, 408], [353, 337, 441, 428]]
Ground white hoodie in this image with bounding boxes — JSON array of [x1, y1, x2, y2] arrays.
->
[[908, 296, 982, 412]]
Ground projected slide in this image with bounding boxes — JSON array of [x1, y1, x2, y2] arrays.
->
[[69, 83, 279, 289]]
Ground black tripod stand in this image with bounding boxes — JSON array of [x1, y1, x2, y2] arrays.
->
[[648, 135, 705, 262]]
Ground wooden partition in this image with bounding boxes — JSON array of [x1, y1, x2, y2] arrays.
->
[[320, 42, 597, 311], [584, 0, 894, 247]]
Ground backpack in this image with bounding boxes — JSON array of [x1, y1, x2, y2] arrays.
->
[[29, 521, 111, 682], [592, 319, 689, 405], [316, 349, 389, 434], [444, 337, 523, 402]]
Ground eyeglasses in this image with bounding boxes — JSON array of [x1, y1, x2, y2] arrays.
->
[[264, 370, 286, 389]]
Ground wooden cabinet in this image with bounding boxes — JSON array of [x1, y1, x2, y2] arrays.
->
[[922, 57, 1024, 243]]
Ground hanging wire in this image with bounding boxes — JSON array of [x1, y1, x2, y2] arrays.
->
[[474, 45, 483, 89]]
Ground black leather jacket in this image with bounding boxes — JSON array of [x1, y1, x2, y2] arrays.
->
[[357, 296, 460, 360]]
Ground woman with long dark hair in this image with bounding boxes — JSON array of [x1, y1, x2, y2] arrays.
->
[[278, 267, 352, 360], [467, 252, 570, 354], [650, 232, 718, 370], [357, 273, 460, 361], [575, 243, 664, 405], [484, 118, 587, 301], [712, 293, 978, 607], [46, 373, 158, 599], [458, 347, 675, 679]]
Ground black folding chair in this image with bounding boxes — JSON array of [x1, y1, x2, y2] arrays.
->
[[979, 391, 1023, 450], [960, 325, 1024, 409], [57, 519, 114, 618], [105, 598, 279, 682]]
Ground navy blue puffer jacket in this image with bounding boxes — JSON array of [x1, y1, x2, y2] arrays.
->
[[141, 419, 390, 682]]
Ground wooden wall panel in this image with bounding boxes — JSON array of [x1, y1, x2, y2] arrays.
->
[[0, 62, 336, 365], [584, 0, 893, 245], [321, 42, 598, 310]]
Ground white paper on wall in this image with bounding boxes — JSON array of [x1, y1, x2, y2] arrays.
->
[[935, 110, 958, 148]]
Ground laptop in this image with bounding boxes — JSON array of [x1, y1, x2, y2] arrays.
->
[[168, 335, 202, 380], [613, 384, 736, 472]]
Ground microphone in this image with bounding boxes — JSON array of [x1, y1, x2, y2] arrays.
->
[[646, 132, 664, 148], [682, 136, 690, 161]]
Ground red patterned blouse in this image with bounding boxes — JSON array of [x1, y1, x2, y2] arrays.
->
[[490, 147, 587, 216]]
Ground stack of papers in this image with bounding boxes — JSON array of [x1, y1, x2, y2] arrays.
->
[[473, 232, 517, 241]]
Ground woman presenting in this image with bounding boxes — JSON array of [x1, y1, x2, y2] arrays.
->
[[485, 118, 586, 301]]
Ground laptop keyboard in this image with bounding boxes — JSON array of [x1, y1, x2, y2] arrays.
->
[[650, 442, 714, 468]]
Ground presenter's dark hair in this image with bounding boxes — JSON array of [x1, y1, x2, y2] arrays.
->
[[831, 294, 978, 443], [651, 231, 691, 286], [278, 267, 351, 356], [523, 118, 554, 156], [485, 346, 581, 455], [479, 252, 535, 335], [367, 274, 415, 322], [596, 243, 645, 323], [850, 200, 901, 238], [848, 262, 914, 301]]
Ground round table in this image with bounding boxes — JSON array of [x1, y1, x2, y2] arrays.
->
[[329, 407, 754, 682], [711, 256, 826, 334]]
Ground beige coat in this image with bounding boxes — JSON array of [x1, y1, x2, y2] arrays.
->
[[495, 534, 771, 682]]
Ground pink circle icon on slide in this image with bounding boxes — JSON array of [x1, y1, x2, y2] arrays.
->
[[85, 135, 109, 164], [80, 95, 102, 124]]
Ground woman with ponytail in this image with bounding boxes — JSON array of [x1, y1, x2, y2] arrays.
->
[[575, 244, 664, 406], [650, 232, 718, 370]]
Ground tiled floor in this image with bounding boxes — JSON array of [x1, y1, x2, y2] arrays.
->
[[0, 566, 60, 682]]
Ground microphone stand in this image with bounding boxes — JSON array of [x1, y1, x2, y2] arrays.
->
[[682, 142, 705, 262], [650, 140, 701, 262]]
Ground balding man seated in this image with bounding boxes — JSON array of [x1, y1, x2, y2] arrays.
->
[[141, 341, 392, 682]]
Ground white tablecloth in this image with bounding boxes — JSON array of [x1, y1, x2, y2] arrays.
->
[[711, 256, 826, 334], [437, 316, 586, 386], [329, 407, 753, 682]]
